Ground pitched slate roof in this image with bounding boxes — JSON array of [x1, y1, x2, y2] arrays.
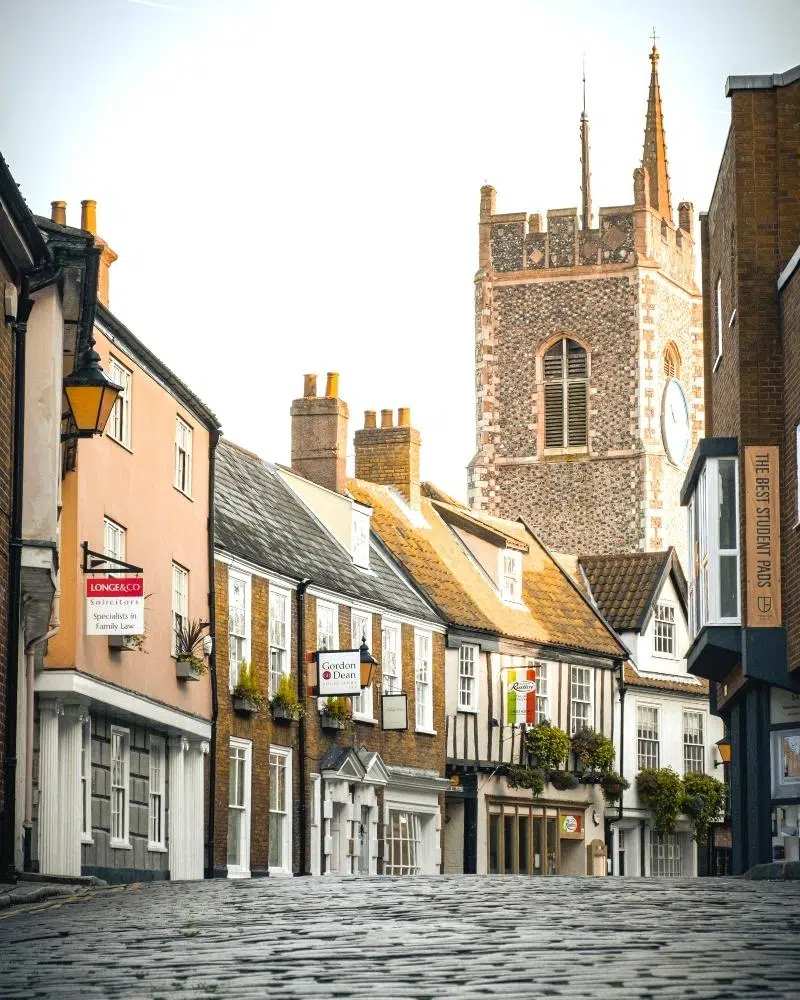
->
[[214, 440, 438, 623], [347, 480, 625, 660], [579, 550, 685, 633]]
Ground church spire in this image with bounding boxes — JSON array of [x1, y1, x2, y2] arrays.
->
[[580, 55, 592, 230], [642, 33, 672, 221]]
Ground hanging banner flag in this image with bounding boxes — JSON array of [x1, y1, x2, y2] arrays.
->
[[504, 667, 537, 725], [86, 576, 144, 635]]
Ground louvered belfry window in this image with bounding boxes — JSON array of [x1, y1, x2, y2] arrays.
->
[[543, 338, 588, 448]]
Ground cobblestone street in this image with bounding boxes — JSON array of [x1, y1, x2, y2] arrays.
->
[[1, 876, 799, 999]]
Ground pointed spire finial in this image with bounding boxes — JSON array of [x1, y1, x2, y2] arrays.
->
[[580, 54, 592, 231], [642, 34, 672, 221]]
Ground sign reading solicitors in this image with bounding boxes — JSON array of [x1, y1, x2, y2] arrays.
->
[[317, 649, 361, 696], [744, 446, 782, 627], [86, 576, 144, 635]]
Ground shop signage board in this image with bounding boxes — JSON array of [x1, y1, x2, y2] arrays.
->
[[85, 576, 144, 635], [771, 687, 800, 725], [317, 649, 361, 696], [503, 667, 536, 725], [382, 693, 408, 731], [559, 812, 584, 840], [744, 446, 781, 627]]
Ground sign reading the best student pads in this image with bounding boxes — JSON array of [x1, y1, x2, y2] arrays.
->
[[317, 649, 361, 696], [86, 576, 144, 635], [744, 446, 782, 627]]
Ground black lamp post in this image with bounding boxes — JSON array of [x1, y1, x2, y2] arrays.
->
[[359, 636, 379, 688], [62, 335, 121, 440]]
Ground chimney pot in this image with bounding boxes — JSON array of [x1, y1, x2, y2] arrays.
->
[[364, 410, 376, 429], [80, 199, 97, 235], [303, 374, 317, 398], [380, 409, 393, 429], [51, 201, 66, 226], [325, 372, 339, 398], [397, 407, 411, 427]]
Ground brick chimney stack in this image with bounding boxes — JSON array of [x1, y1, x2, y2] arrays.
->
[[354, 407, 421, 509], [290, 372, 349, 494]]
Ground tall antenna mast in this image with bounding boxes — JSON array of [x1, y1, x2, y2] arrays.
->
[[580, 54, 592, 231]]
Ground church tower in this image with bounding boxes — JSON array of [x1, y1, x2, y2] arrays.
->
[[468, 45, 703, 565]]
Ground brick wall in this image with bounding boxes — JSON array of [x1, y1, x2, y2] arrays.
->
[[354, 417, 421, 509], [782, 267, 800, 673], [0, 257, 15, 822]]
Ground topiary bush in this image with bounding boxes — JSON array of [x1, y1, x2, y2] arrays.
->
[[525, 721, 570, 772], [636, 767, 684, 835]]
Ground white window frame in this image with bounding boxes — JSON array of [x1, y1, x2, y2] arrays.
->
[[103, 516, 126, 564], [687, 457, 741, 636], [316, 601, 338, 652], [499, 549, 522, 604], [148, 735, 166, 851], [569, 665, 593, 735], [107, 355, 132, 449], [268, 745, 293, 875], [227, 737, 252, 878], [527, 659, 550, 723], [637, 703, 661, 771], [81, 717, 92, 844], [381, 621, 402, 694], [351, 507, 370, 569], [683, 710, 705, 774], [714, 277, 723, 369], [269, 586, 290, 698], [171, 562, 189, 658], [414, 629, 434, 733], [458, 644, 478, 713], [384, 810, 422, 876], [227, 570, 251, 692], [650, 832, 682, 877], [174, 416, 193, 497], [109, 726, 131, 849], [653, 602, 676, 658], [351, 609, 374, 720]]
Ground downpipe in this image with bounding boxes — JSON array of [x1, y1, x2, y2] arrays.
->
[[295, 578, 312, 875]]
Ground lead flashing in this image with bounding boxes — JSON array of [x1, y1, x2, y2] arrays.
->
[[726, 64, 800, 96]]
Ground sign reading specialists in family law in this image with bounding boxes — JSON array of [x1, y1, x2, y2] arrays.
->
[[85, 576, 144, 635], [317, 649, 361, 696], [744, 446, 782, 628]]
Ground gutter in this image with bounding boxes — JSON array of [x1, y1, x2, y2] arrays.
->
[[296, 578, 312, 875], [206, 429, 220, 879]]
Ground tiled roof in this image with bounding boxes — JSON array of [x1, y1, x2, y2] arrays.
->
[[348, 480, 625, 660], [214, 440, 439, 623], [579, 551, 677, 632], [623, 663, 709, 695]]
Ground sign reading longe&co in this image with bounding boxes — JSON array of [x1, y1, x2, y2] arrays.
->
[[86, 576, 144, 635], [744, 446, 782, 627], [503, 667, 536, 725], [317, 649, 361, 696]]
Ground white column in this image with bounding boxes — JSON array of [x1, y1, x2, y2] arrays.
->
[[168, 736, 188, 880], [58, 704, 85, 877], [38, 699, 63, 875]]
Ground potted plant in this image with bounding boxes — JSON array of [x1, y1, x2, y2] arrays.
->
[[600, 771, 630, 802], [548, 770, 580, 791], [175, 618, 209, 680], [524, 721, 570, 772], [232, 660, 266, 714], [320, 696, 351, 730], [270, 673, 304, 723], [636, 767, 684, 835], [506, 765, 545, 796], [570, 728, 615, 775]]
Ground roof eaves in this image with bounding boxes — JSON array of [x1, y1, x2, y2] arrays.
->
[[636, 549, 675, 633], [0, 156, 48, 268]]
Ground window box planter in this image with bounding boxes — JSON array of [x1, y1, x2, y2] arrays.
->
[[176, 656, 205, 681], [108, 634, 143, 652], [271, 703, 297, 724], [233, 695, 261, 715], [320, 713, 346, 731]]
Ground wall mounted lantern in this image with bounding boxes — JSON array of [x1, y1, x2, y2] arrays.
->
[[62, 335, 121, 440], [714, 736, 732, 768], [359, 636, 379, 688]]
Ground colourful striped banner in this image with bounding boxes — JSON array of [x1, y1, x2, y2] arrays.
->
[[504, 667, 537, 725]]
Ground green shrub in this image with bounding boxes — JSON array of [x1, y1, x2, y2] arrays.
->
[[232, 661, 267, 708], [271, 673, 304, 719], [600, 771, 630, 802], [548, 770, 580, 791], [506, 766, 545, 796], [322, 696, 352, 722], [525, 721, 570, 771], [570, 728, 615, 773], [636, 767, 684, 835], [682, 772, 726, 844]]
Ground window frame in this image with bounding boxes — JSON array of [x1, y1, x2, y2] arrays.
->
[[351, 507, 370, 569], [527, 659, 550, 723], [650, 832, 682, 877], [636, 703, 661, 771], [174, 415, 193, 498], [381, 621, 402, 694], [542, 337, 589, 452], [351, 609, 374, 720], [109, 725, 131, 849], [107, 355, 132, 450], [81, 716, 92, 844], [171, 562, 189, 658], [103, 516, 126, 564], [499, 549, 523, 604], [414, 629, 434, 733], [384, 810, 422, 876], [268, 745, 293, 875], [653, 602, 677, 658], [569, 665, 593, 735], [148, 735, 166, 851], [458, 644, 479, 713], [227, 737, 252, 878], [228, 570, 251, 693], [682, 709, 705, 775], [316, 600, 338, 652], [268, 585, 290, 699]]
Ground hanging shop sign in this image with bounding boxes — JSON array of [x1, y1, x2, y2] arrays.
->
[[85, 576, 144, 635], [503, 667, 537, 725], [317, 649, 361, 696], [559, 812, 584, 840], [382, 693, 408, 731], [744, 446, 781, 627]]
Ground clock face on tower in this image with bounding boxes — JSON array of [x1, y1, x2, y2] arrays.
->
[[661, 378, 690, 465]]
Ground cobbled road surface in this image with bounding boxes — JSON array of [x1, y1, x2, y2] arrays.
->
[[1, 875, 799, 999]]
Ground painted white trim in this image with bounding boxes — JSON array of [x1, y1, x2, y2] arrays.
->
[[227, 567, 252, 693], [309, 583, 446, 635], [109, 725, 131, 848], [268, 583, 292, 699], [268, 745, 293, 875], [35, 670, 211, 738], [214, 551, 297, 591], [227, 736, 252, 878], [351, 608, 374, 720], [148, 735, 166, 850]]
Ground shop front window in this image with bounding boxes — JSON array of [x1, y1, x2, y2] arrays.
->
[[487, 804, 569, 875]]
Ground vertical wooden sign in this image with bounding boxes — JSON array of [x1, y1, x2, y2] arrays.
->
[[744, 445, 781, 627]]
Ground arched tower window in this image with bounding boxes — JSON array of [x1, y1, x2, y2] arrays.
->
[[663, 342, 681, 380], [543, 338, 588, 448]]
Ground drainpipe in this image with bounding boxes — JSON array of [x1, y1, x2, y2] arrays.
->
[[615, 659, 626, 875], [296, 578, 312, 875], [206, 429, 220, 879]]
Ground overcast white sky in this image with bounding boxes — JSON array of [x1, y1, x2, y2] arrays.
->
[[1, 0, 798, 499]]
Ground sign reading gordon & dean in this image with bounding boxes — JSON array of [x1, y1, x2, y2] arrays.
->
[[744, 445, 782, 628], [86, 576, 144, 635], [317, 649, 361, 696]]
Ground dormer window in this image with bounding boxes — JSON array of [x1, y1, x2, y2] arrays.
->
[[500, 549, 522, 603], [352, 508, 370, 569]]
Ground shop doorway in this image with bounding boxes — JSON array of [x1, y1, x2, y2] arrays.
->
[[488, 803, 585, 875]]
